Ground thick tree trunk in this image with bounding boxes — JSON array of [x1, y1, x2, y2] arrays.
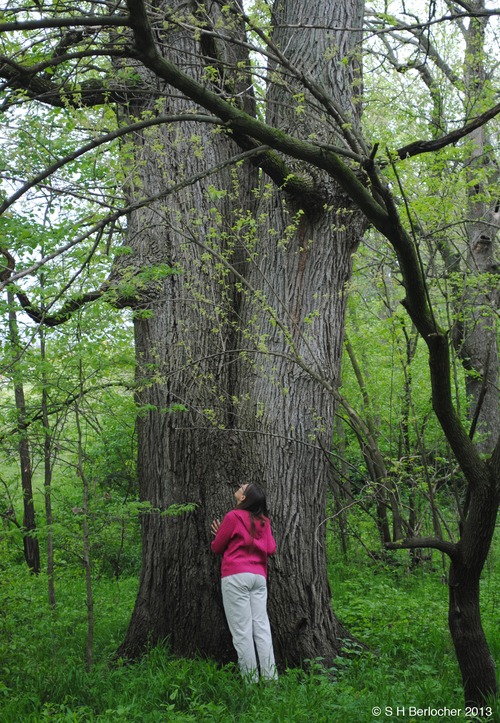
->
[[117, 0, 256, 660], [449, 572, 497, 706], [235, 0, 366, 664], [121, 308, 244, 659], [118, 0, 365, 665], [237, 204, 361, 664], [459, 2, 500, 455]]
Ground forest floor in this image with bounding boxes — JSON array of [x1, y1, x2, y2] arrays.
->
[[1, 531, 499, 722]]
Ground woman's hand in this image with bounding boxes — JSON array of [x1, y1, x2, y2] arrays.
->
[[211, 519, 221, 536]]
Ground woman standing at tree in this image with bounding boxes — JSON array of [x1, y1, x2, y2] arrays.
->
[[211, 483, 278, 683]]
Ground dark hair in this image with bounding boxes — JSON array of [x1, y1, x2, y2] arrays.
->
[[237, 483, 268, 537], [238, 483, 268, 517]]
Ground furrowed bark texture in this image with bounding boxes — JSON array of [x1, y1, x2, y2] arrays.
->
[[117, 0, 255, 660], [236, 0, 366, 664], [459, 0, 500, 455], [118, 0, 365, 666], [237, 206, 359, 664]]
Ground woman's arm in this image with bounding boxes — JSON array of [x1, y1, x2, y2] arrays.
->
[[210, 512, 235, 554]]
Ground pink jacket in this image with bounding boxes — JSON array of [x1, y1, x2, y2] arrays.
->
[[211, 509, 276, 579]]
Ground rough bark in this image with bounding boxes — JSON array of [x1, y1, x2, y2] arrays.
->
[[458, 0, 500, 455], [235, 0, 366, 664], [0, 0, 497, 702], [116, 0, 257, 660], [117, 0, 365, 665], [237, 204, 360, 664]]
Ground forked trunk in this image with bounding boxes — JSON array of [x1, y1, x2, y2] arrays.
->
[[117, 0, 365, 665]]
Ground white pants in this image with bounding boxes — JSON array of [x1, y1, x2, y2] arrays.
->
[[221, 572, 278, 682]]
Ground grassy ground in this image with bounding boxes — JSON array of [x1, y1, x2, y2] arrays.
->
[[1, 535, 499, 722]]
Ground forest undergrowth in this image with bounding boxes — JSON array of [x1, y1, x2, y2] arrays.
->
[[1, 528, 499, 723]]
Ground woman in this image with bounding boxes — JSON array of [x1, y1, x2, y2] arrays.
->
[[211, 482, 278, 682]]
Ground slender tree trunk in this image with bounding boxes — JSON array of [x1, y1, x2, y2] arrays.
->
[[40, 327, 56, 607], [75, 356, 94, 671], [344, 336, 393, 544], [38, 269, 56, 603], [437, 11, 500, 692], [7, 290, 40, 574], [448, 466, 499, 705], [331, 416, 349, 557], [425, 319, 500, 705], [458, 1, 500, 454], [449, 570, 497, 706]]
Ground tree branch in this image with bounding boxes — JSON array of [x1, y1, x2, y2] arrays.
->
[[0, 113, 221, 218], [386, 536, 458, 558], [0, 511, 21, 529], [0, 15, 130, 34], [396, 101, 500, 159], [0, 144, 271, 295], [126, 0, 390, 230], [0, 50, 136, 109], [228, 1, 367, 156], [16, 289, 105, 327], [0, 382, 133, 443], [365, 7, 500, 36]]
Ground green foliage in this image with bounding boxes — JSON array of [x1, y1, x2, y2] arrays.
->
[[0, 289, 139, 579], [1, 531, 498, 722], [336, 223, 476, 545]]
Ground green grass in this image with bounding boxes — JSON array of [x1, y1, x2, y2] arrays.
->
[[0, 536, 499, 722]]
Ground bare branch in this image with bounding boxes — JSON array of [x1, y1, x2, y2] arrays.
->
[[396, 101, 500, 159], [0, 15, 130, 34], [365, 6, 500, 37], [0, 54, 132, 109], [16, 289, 105, 327], [386, 536, 458, 558]]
